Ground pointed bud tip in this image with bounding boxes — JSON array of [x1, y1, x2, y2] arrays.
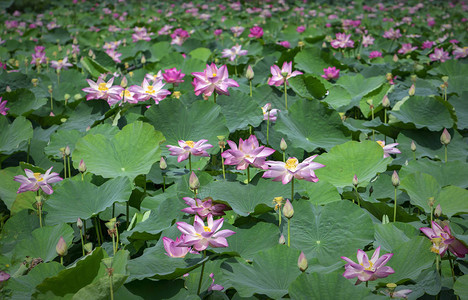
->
[[56, 236, 68, 257], [283, 199, 294, 219], [391, 171, 400, 187], [440, 128, 451, 145], [298, 251, 308, 272], [189, 171, 200, 190], [280, 138, 288, 151]]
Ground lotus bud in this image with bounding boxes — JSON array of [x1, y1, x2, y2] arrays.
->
[[189, 172, 200, 191], [64, 145, 71, 156], [84, 242, 93, 253], [280, 138, 288, 151], [159, 157, 167, 170], [283, 199, 294, 219], [382, 95, 390, 108], [120, 76, 128, 88], [408, 84, 415, 96], [385, 73, 393, 82], [5, 86, 11, 92], [78, 159, 87, 173], [74, 93, 82, 100], [88, 49, 94, 57], [428, 197, 435, 208], [393, 54, 398, 62], [64, 94, 70, 102], [434, 204, 442, 218], [77, 218, 83, 229], [141, 55, 146, 64], [246, 65, 254, 80], [352, 174, 358, 187], [279, 234, 286, 244], [56, 236, 68, 257], [411, 140, 416, 152], [391, 171, 400, 187], [298, 251, 308, 272], [298, 41, 305, 47], [440, 128, 451, 145]]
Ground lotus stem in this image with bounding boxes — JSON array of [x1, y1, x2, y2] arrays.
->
[[60, 256, 63, 266], [162, 174, 166, 192], [445, 145, 448, 163], [354, 186, 361, 207], [221, 150, 226, 180], [284, 81, 288, 110], [79, 228, 85, 256], [279, 209, 282, 227], [283, 152, 285, 163], [197, 250, 207, 295], [94, 216, 101, 246], [50, 90, 54, 113], [247, 166, 250, 184], [112, 233, 116, 255], [189, 153, 192, 174], [371, 108, 375, 141], [67, 156, 71, 178], [112, 203, 115, 218], [249, 80, 252, 97], [393, 187, 397, 222], [287, 218, 291, 247], [109, 273, 114, 300], [447, 252, 457, 287], [384, 108, 387, 124], [126, 202, 130, 229], [213, 92, 217, 104], [63, 156, 67, 179]]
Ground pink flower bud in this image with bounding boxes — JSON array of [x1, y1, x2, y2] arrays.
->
[[56, 236, 68, 257], [189, 172, 200, 190], [391, 171, 400, 187], [298, 251, 308, 272], [283, 199, 294, 219], [440, 128, 451, 145]]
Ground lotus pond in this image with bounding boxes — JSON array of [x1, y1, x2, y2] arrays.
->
[[0, 0, 468, 299]]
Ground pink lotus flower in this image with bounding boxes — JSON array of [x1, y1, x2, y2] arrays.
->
[[377, 141, 401, 158], [162, 68, 185, 84], [176, 215, 235, 251], [167, 139, 213, 162], [341, 246, 395, 284], [230, 26, 245, 37], [278, 41, 291, 48], [171, 28, 190, 46], [191, 63, 239, 97], [296, 26, 306, 33], [361, 35, 375, 47], [369, 51, 383, 59], [248, 26, 263, 38], [321, 67, 340, 80], [383, 28, 402, 40], [158, 25, 173, 36], [50, 57, 73, 70], [132, 26, 152, 42], [221, 45, 248, 61], [208, 273, 224, 291], [453, 46, 468, 59], [163, 236, 191, 258], [421, 40, 435, 50], [0, 97, 9, 115], [429, 48, 450, 62], [82, 76, 124, 105], [262, 103, 279, 122], [105, 49, 122, 63], [0, 271, 10, 283], [330, 33, 354, 49], [31, 46, 47, 65], [145, 70, 163, 83], [214, 29, 223, 36], [14, 167, 63, 195], [262, 155, 325, 184], [181, 197, 228, 218], [222, 135, 275, 170], [128, 79, 171, 104], [397, 43, 418, 55], [420, 221, 468, 258], [267, 61, 303, 86]]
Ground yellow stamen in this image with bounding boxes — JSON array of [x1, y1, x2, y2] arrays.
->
[[203, 226, 211, 232], [186, 141, 195, 148], [360, 260, 374, 271], [377, 140, 385, 147], [212, 73, 217, 77], [146, 85, 155, 94], [33, 173, 44, 182], [285, 158, 299, 171], [98, 82, 109, 92], [58, 60, 63, 63]]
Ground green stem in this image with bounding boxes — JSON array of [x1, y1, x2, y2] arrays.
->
[[445, 145, 448, 163], [266, 113, 270, 146], [112, 203, 115, 218], [283, 152, 285, 162], [354, 186, 360, 207], [94, 216, 102, 246], [197, 250, 207, 295], [279, 209, 282, 227], [249, 80, 252, 97], [80, 228, 85, 256], [37, 191, 42, 228], [60, 256, 63, 266], [189, 153, 192, 174], [221, 151, 226, 180], [394, 187, 397, 222], [109, 274, 114, 300], [162, 174, 166, 192], [287, 218, 291, 247], [384, 108, 387, 124], [284, 81, 288, 110], [67, 156, 71, 178], [50, 92, 54, 113], [371, 108, 375, 141], [213, 92, 217, 104], [112, 233, 116, 255], [413, 151, 416, 161], [246, 166, 250, 184], [431, 206, 433, 223], [63, 156, 67, 179], [126, 202, 130, 229], [447, 252, 457, 287], [81, 173, 84, 181]]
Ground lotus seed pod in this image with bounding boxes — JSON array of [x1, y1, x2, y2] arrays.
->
[[440, 128, 451, 145], [281, 71, 289, 78], [64, 94, 70, 101], [56, 236, 68, 257], [283, 199, 294, 219], [74, 93, 82, 100], [428, 197, 435, 207], [391, 171, 400, 187], [298, 251, 308, 272]]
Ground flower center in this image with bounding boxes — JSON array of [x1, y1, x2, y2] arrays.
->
[[185, 141, 195, 148], [285, 158, 299, 171], [98, 82, 109, 92], [33, 172, 44, 182], [360, 260, 374, 271], [377, 140, 385, 148], [430, 237, 443, 254], [146, 85, 155, 94], [203, 226, 211, 232], [212, 73, 217, 77], [58, 60, 63, 63], [123, 90, 131, 97]]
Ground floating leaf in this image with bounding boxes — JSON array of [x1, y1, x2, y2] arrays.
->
[[0, 115, 33, 155], [288, 75, 327, 99], [400, 172, 441, 213], [437, 186, 468, 218], [454, 275, 468, 300], [217, 90, 263, 132], [0, 88, 47, 116], [297, 180, 341, 205]]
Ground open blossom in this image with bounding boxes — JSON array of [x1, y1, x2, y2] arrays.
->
[[278, 41, 291, 48], [330, 33, 354, 49], [163, 236, 191, 258], [162, 68, 185, 84], [421, 40, 435, 50], [429, 48, 450, 62], [453, 46, 468, 59], [230, 26, 245, 37], [145, 70, 163, 83], [105, 49, 122, 63], [167, 139, 213, 162], [82, 76, 123, 105], [267, 61, 303, 86], [420, 221, 468, 258], [383, 28, 402, 40], [176, 215, 236, 251], [50, 57, 73, 70], [158, 25, 173, 36], [321, 66, 340, 80], [297, 25, 306, 33], [262, 155, 325, 184], [171, 28, 190, 46], [128, 79, 171, 104], [181, 197, 228, 218], [132, 26, 152, 42], [0, 97, 9, 115], [221, 45, 248, 61], [14, 167, 63, 195], [31, 45, 47, 65], [222, 135, 275, 170], [262, 103, 279, 122], [248, 26, 263, 38], [377, 140, 401, 158], [341, 247, 395, 284], [191, 63, 239, 97], [397, 43, 418, 55], [369, 51, 382, 59], [361, 35, 375, 47]]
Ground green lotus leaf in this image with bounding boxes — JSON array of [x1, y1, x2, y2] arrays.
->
[[321, 85, 352, 111], [44, 177, 132, 225], [58, 104, 107, 132], [336, 74, 385, 107], [0, 210, 39, 256], [198, 178, 290, 217], [288, 201, 374, 265], [251, 84, 301, 111], [359, 83, 391, 117], [189, 48, 211, 62], [274, 99, 350, 152], [374, 223, 420, 252], [390, 96, 454, 131], [399, 172, 441, 213], [288, 75, 327, 99], [217, 90, 263, 132], [73, 121, 165, 180], [295, 47, 339, 76], [210, 222, 280, 260], [436, 186, 468, 218], [314, 140, 391, 188], [222, 245, 302, 299], [0, 115, 33, 155], [297, 180, 341, 205], [44, 129, 83, 159], [399, 158, 468, 188], [454, 275, 468, 300], [126, 225, 207, 281], [81, 56, 111, 79], [13, 223, 73, 263], [0, 88, 47, 116], [124, 279, 195, 300], [0, 166, 26, 210], [145, 100, 228, 152], [288, 271, 371, 300], [450, 92, 468, 130], [52, 69, 87, 101], [184, 259, 229, 295]]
